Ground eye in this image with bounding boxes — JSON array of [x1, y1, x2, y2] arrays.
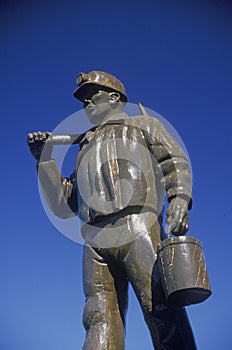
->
[[92, 91, 108, 103], [93, 94, 103, 103]]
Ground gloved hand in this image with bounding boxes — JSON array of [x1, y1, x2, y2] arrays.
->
[[166, 197, 190, 236], [27, 131, 52, 162]]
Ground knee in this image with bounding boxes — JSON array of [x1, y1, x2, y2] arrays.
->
[[83, 294, 110, 330]]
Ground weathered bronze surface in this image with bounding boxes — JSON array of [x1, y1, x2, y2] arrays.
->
[[27, 71, 209, 349]]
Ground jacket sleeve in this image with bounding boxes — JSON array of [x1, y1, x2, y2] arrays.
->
[[36, 160, 78, 219], [143, 117, 193, 209]]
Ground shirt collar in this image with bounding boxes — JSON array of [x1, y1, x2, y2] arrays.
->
[[101, 112, 128, 125]]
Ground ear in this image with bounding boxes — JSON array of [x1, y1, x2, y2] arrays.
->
[[109, 92, 120, 103]]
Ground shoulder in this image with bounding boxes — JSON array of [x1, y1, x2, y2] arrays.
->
[[125, 115, 164, 131]]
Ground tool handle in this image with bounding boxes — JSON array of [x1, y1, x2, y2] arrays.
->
[[46, 134, 82, 145]]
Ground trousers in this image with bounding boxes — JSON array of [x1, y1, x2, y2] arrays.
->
[[82, 212, 197, 350]]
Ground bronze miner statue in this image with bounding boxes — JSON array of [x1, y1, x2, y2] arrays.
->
[[28, 71, 200, 349]]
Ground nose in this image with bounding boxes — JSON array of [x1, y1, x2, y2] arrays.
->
[[84, 99, 94, 108]]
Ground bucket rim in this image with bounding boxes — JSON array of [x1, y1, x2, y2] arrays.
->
[[158, 235, 202, 251]]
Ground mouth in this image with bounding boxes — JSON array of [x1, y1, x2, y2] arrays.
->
[[85, 106, 97, 119], [84, 104, 94, 112]]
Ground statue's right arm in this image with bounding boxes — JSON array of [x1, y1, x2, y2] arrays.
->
[[27, 132, 77, 219]]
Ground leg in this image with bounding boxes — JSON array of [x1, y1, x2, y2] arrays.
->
[[122, 216, 197, 350], [82, 244, 128, 350]]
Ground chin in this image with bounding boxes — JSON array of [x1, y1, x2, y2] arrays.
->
[[87, 112, 108, 125], [88, 117, 98, 125]]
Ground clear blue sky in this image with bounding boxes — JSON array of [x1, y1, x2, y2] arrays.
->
[[1, 0, 232, 349]]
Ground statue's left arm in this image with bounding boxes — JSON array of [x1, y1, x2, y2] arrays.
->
[[143, 118, 192, 235]]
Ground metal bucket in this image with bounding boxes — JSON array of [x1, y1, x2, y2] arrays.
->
[[157, 236, 212, 306]]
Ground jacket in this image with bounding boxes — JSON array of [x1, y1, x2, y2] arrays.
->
[[38, 112, 192, 223]]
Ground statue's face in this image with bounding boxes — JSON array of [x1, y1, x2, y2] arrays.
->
[[84, 90, 120, 124]]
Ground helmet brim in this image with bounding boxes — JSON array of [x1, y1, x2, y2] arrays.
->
[[73, 82, 127, 103]]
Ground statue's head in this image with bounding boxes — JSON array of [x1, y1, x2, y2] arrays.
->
[[73, 71, 127, 124]]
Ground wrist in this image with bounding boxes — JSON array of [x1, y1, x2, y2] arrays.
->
[[168, 194, 192, 210]]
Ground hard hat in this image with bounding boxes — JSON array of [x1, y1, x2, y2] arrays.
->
[[73, 70, 127, 102]]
